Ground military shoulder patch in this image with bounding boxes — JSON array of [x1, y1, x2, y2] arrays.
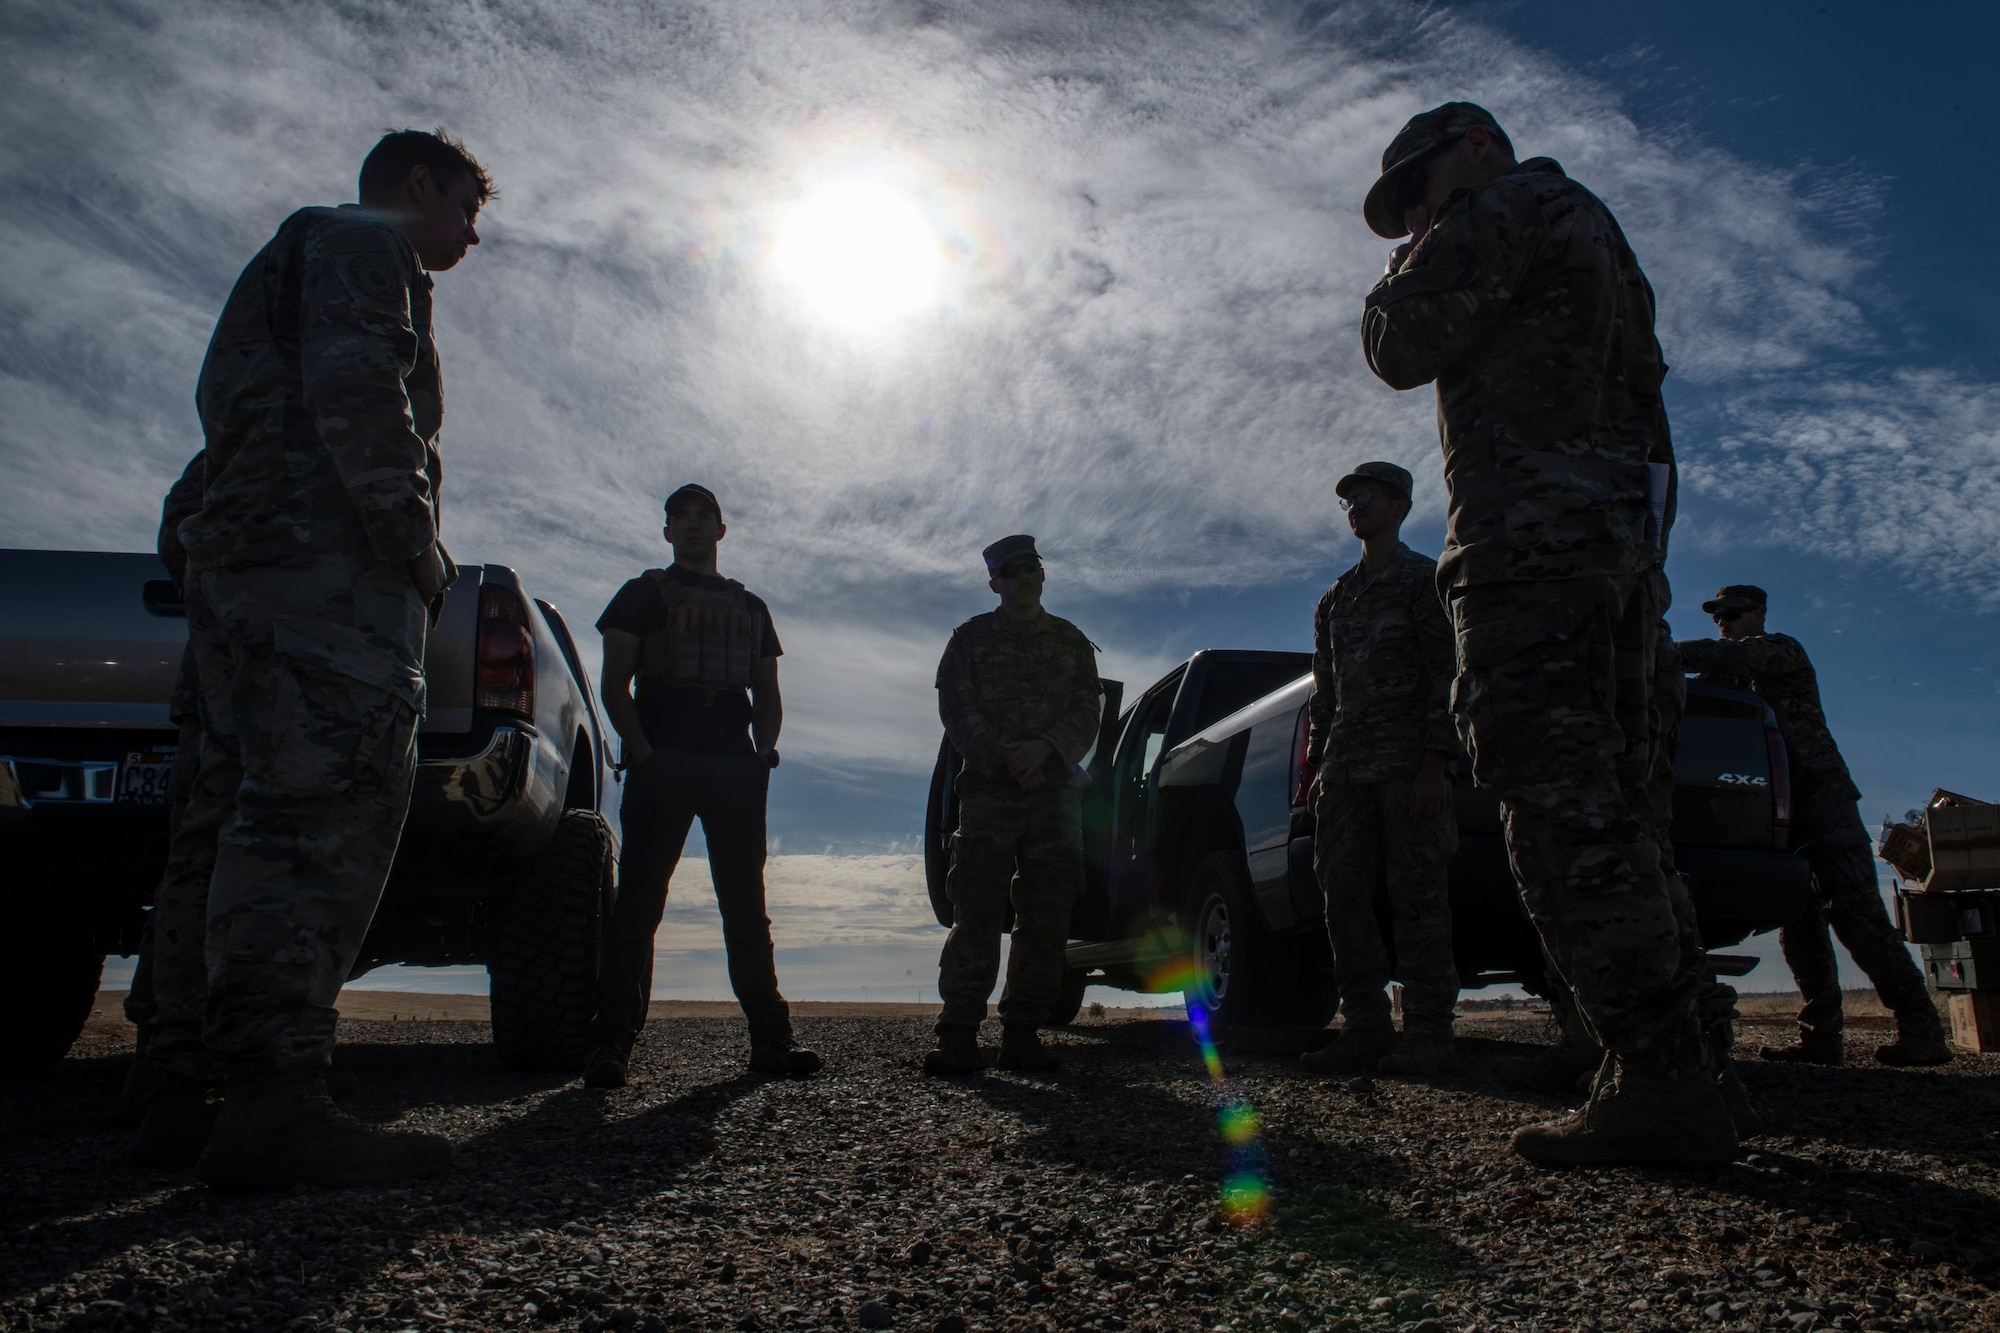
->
[[338, 250, 408, 308]]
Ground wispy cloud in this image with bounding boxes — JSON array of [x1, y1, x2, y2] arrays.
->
[[2, 0, 1992, 813]]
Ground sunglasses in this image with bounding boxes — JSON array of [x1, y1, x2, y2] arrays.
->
[[1713, 609, 1748, 624], [1340, 486, 1400, 512], [996, 559, 1043, 579]]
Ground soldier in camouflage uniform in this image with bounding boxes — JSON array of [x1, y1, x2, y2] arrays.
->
[[1499, 577, 1763, 1138], [1294, 462, 1462, 1078], [117, 452, 209, 1132], [135, 131, 491, 1189], [927, 535, 1102, 1076], [1360, 102, 1736, 1167], [1679, 585, 1950, 1067]]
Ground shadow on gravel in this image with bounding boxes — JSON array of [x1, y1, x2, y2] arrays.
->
[[1741, 1059, 2000, 1160], [1, 1023, 768, 1311], [1695, 1150, 2000, 1276], [957, 1019, 1469, 1279], [0, 1050, 162, 1242]]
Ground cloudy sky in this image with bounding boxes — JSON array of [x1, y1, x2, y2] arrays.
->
[[9, 0, 1995, 999]]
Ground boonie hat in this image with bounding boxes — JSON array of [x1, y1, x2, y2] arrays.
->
[[1335, 461, 1414, 503], [1701, 585, 1768, 615], [1364, 101, 1509, 240], [664, 483, 722, 520], [982, 534, 1041, 575]]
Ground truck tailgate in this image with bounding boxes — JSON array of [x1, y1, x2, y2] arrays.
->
[[0, 548, 480, 735], [0, 550, 183, 728]]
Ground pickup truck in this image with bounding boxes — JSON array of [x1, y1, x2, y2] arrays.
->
[[925, 649, 1812, 1029], [0, 548, 616, 1072]]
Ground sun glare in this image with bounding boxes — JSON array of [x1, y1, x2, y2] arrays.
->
[[771, 178, 945, 335]]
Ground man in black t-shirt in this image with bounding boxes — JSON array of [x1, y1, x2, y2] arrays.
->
[[582, 483, 819, 1085]]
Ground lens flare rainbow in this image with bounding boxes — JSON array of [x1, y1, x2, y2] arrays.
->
[[1145, 949, 1272, 1228]]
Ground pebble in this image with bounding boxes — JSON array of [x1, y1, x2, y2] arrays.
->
[[3, 1012, 1996, 1333]]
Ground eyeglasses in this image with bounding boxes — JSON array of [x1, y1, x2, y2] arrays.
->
[[1713, 609, 1747, 625], [1338, 486, 1379, 512], [996, 559, 1043, 579]]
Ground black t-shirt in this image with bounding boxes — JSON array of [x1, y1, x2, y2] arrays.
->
[[596, 567, 782, 756]]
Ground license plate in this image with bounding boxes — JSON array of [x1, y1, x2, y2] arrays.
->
[[119, 750, 177, 805]]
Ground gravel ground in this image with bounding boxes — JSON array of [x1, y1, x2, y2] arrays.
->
[[4, 1008, 1998, 1333]]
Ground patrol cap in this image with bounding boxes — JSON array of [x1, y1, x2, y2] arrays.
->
[[1701, 584, 1768, 615], [1364, 101, 1510, 240], [664, 483, 721, 520], [1335, 461, 1414, 503], [982, 534, 1041, 576]]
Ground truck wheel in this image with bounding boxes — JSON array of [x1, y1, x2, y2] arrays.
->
[[0, 891, 104, 1073], [487, 810, 613, 1071], [1047, 968, 1089, 1027], [1183, 850, 1279, 1033]]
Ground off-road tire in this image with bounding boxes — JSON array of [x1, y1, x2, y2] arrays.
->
[[487, 810, 613, 1071], [0, 886, 104, 1073], [1182, 850, 1284, 1033], [1047, 968, 1090, 1027]]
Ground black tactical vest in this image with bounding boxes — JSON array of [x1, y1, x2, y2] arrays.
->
[[637, 569, 760, 690]]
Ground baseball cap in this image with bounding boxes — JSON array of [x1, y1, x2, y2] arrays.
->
[[664, 483, 721, 520], [1363, 101, 1509, 240], [1335, 461, 1414, 502], [1700, 585, 1768, 614]]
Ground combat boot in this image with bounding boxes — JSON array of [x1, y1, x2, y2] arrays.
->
[[748, 1045, 823, 1076], [1715, 1059, 1764, 1139], [995, 1024, 1060, 1073], [1875, 1006, 1953, 1067], [1299, 1025, 1396, 1077], [582, 1045, 629, 1089], [923, 1026, 989, 1076], [117, 1056, 175, 1129], [133, 1072, 219, 1168], [1759, 1032, 1844, 1066], [1494, 1042, 1602, 1095], [1510, 1053, 1739, 1169], [195, 1075, 453, 1191], [1377, 1035, 1461, 1077]]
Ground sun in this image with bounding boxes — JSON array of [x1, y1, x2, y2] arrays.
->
[[770, 177, 945, 335]]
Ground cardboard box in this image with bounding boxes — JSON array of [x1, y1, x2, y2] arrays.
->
[[1896, 888, 2000, 945], [1879, 819, 1932, 884], [1921, 790, 2000, 893], [1947, 992, 2000, 1054]]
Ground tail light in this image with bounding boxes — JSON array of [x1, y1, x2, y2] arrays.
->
[[1763, 725, 1791, 828], [1290, 705, 1316, 807], [477, 584, 535, 718]]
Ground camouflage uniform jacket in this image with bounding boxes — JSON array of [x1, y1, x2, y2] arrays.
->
[[159, 451, 206, 592], [1676, 632, 1862, 816], [1360, 158, 1675, 589], [936, 610, 1101, 790], [1308, 543, 1458, 784], [180, 206, 446, 573]]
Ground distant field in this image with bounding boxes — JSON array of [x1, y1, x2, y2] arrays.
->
[[87, 984, 1911, 1037]]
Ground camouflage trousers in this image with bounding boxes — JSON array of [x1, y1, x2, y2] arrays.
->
[[1780, 800, 1932, 1038], [146, 552, 426, 1079], [1542, 597, 1739, 1060], [122, 645, 210, 1062], [1315, 777, 1460, 1038], [1451, 572, 1696, 1060], [936, 780, 1083, 1032]]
